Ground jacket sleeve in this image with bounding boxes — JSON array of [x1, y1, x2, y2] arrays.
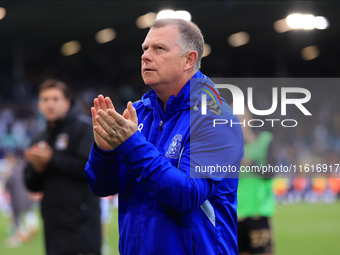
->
[[84, 143, 121, 196], [47, 121, 94, 180], [113, 114, 244, 214], [24, 162, 45, 192]]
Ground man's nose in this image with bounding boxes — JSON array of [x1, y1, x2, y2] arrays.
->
[[46, 99, 55, 107], [141, 49, 152, 62]]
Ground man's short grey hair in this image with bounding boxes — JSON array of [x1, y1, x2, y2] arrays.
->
[[150, 18, 204, 72]]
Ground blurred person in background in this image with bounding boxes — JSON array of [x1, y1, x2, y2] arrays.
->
[[236, 107, 275, 255], [24, 79, 101, 255], [3, 150, 38, 248]]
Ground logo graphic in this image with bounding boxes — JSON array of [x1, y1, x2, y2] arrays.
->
[[192, 78, 313, 128], [198, 82, 223, 115], [166, 134, 182, 159], [55, 133, 69, 150]]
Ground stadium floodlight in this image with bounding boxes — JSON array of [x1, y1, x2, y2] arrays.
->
[[157, 10, 175, 20], [0, 7, 6, 20], [175, 11, 191, 21], [228, 32, 250, 47], [95, 28, 116, 44], [61, 41, 81, 56], [301, 45, 319, 61], [286, 13, 329, 30], [202, 43, 211, 57], [136, 12, 157, 29], [273, 19, 292, 33], [156, 10, 191, 21], [315, 16, 329, 30]]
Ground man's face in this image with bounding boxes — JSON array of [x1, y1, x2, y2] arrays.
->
[[141, 25, 187, 87], [38, 87, 70, 122]]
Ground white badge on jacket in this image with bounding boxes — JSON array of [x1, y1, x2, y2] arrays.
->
[[166, 134, 182, 159], [55, 133, 69, 150]]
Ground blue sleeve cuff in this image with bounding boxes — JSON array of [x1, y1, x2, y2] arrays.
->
[[93, 142, 117, 158], [114, 131, 145, 157]]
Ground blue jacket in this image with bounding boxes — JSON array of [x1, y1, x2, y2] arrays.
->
[[85, 71, 244, 255]]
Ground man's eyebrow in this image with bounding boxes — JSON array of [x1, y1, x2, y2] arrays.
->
[[153, 42, 167, 48], [142, 42, 167, 49]]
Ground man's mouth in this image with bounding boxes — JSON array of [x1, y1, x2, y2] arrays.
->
[[144, 68, 154, 73]]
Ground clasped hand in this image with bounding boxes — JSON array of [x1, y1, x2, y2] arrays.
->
[[24, 141, 53, 173], [92, 95, 138, 150]]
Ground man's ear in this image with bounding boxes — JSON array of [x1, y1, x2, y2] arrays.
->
[[184, 51, 198, 71]]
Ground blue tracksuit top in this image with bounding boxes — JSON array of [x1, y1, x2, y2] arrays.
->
[[85, 70, 244, 255]]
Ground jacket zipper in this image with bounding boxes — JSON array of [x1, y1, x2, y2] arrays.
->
[[159, 120, 163, 130]]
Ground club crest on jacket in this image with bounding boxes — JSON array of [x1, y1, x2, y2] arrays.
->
[[55, 133, 69, 150], [166, 134, 182, 159]]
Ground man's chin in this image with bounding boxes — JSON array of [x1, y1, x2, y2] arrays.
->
[[142, 78, 156, 87], [45, 115, 58, 122]]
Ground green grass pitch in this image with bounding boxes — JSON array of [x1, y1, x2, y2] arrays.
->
[[0, 202, 339, 255]]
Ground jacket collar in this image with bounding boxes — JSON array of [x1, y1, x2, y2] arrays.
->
[[141, 70, 207, 113]]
